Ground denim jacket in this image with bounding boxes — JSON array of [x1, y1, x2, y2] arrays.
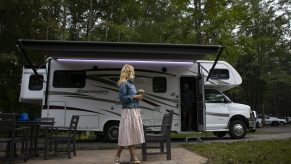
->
[[119, 79, 139, 109]]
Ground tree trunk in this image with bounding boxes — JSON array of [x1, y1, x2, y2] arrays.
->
[[62, 0, 67, 40], [86, 0, 93, 41], [194, 0, 202, 44]]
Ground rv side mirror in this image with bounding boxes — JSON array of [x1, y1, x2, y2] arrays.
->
[[224, 97, 231, 103]]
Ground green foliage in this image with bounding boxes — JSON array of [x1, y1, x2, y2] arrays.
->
[[231, 0, 291, 115], [0, 0, 290, 116], [182, 139, 291, 163]]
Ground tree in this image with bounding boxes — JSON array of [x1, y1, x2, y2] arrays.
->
[[234, 0, 291, 115], [0, 0, 290, 117]]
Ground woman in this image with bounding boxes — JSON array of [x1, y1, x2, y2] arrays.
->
[[114, 64, 145, 164]]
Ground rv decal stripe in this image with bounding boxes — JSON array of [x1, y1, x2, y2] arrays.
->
[[49, 91, 113, 98], [48, 91, 83, 96], [98, 109, 121, 116], [42, 105, 105, 115], [64, 93, 163, 109], [141, 99, 160, 107], [68, 95, 162, 108], [136, 69, 176, 76], [206, 112, 229, 117], [143, 96, 177, 108], [186, 70, 199, 75], [48, 90, 175, 109], [93, 85, 175, 108], [90, 86, 168, 108], [144, 93, 178, 103], [87, 76, 117, 88], [85, 68, 176, 76], [166, 109, 179, 116], [93, 86, 118, 92], [66, 95, 120, 104], [109, 77, 119, 82], [139, 106, 159, 112], [91, 86, 176, 108]]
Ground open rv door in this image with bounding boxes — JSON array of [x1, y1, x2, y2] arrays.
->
[[196, 73, 206, 131]]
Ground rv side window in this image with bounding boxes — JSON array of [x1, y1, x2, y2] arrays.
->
[[153, 77, 167, 93], [53, 71, 85, 88], [29, 75, 44, 90], [210, 69, 229, 79]]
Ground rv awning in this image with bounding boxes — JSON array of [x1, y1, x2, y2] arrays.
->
[[16, 39, 224, 61], [16, 39, 224, 81]]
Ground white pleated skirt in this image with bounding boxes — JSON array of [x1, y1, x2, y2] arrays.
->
[[118, 108, 145, 146]]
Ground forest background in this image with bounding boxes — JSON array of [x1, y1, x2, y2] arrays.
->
[[0, 0, 290, 118]]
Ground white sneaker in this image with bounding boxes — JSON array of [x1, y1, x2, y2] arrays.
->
[[114, 156, 120, 164], [130, 157, 141, 164]]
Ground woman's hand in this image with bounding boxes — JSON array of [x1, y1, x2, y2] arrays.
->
[[133, 95, 143, 100], [137, 89, 144, 95]]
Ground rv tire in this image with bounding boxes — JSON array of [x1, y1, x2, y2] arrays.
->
[[104, 122, 119, 142], [229, 120, 246, 139]]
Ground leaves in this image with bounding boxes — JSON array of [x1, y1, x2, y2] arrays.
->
[[0, 0, 290, 116]]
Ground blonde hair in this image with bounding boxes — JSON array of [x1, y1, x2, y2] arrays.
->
[[117, 64, 135, 85]]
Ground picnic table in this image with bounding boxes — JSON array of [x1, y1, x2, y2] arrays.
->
[[16, 120, 54, 160]]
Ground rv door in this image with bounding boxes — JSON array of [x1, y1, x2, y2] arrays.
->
[[196, 74, 206, 131]]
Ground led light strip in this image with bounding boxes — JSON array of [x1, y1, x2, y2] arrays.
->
[[57, 59, 193, 65]]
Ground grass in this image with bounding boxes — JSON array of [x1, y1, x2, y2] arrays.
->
[[249, 130, 281, 135], [171, 132, 216, 139], [181, 139, 291, 163], [170, 130, 279, 139]]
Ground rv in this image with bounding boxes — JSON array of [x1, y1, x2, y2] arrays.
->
[[17, 40, 256, 141]]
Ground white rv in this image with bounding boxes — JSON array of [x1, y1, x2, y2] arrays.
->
[[17, 40, 256, 141]]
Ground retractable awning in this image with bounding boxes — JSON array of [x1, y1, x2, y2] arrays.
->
[[17, 39, 224, 60], [16, 39, 224, 80]]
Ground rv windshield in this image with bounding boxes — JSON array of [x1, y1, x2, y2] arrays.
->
[[205, 89, 232, 103]]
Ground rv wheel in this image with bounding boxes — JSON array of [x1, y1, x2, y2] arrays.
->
[[229, 120, 246, 139], [104, 122, 119, 142], [213, 131, 227, 138]]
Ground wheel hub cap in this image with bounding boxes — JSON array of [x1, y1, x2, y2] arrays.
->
[[109, 126, 118, 139], [233, 124, 244, 136]]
